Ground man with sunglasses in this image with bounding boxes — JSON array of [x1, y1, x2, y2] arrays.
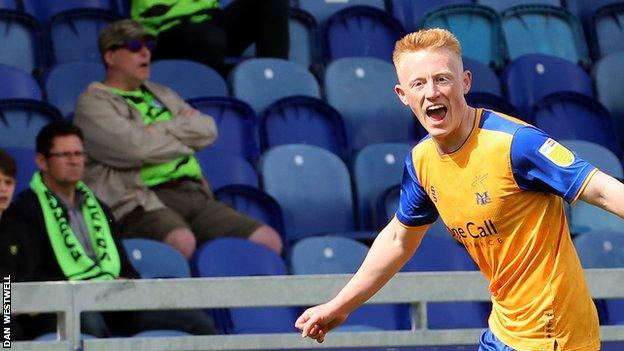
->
[[74, 19, 282, 260]]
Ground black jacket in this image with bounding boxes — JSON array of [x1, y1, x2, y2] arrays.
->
[[0, 189, 139, 282]]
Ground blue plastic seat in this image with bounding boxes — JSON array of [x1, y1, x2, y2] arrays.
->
[[391, 0, 472, 32], [0, 9, 44, 74], [593, 52, 624, 148], [463, 57, 501, 96], [24, 0, 115, 24], [0, 64, 41, 100], [532, 92, 622, 158], [501, 5, 590, 67], [593, 3, 624, 59], [477, 0, 561, 13], [229, 58, 320, 114], [0, 100, 62, 149], [324, 57, 419, 152], [296, 0, 385, 26], [194, 148, 259, 190], [466, 93, 519, 118], [402, 235, 488, 329], [259, 96, 349, 160], [290, 236, 411, 330], [322, 6, 404, 63], [288, 8, 319, 69], [565, 0, 622, 49], [0, 0, 19, 10], [44, 62, 105, 119], [214, 185, 285, 236], [503, 54, 594, 119], [189, 97, 259, 161], [354, 143, 413, 230], [421, 4, 505, 68], [150, 60, 228, 101], [122, 238, 191, 278], [191, 238, 299, 334], [3, 146, 36, 194], [259, 144, 355, 243], [560, 140, 623, 179], [35, 332, 96, 341]]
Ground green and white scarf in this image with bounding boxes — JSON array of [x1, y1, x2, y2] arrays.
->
[[30, 172, 121, 280]]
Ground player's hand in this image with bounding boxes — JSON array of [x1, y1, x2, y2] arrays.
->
[[295, 303, 347, 343], [179, 107, 199, 117]]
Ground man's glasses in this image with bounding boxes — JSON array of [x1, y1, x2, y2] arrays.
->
[[114, 37, 157, 53], [48, 151, 85, 159]]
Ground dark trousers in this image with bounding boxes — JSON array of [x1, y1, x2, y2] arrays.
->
[[153, 0, 290, 74]]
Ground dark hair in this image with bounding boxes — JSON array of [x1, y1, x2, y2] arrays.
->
[[0, 149, 16, 179], [36, 122, 84, 156]]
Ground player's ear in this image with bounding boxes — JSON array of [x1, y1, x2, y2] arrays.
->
[[395, 84, 409, 106], [462, 69, 472, 95]]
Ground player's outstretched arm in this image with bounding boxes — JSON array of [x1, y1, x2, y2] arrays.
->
[[294, 217, 428, 343], [580, 170, 624, 218]]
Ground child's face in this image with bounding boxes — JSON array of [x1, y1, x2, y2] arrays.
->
[[0, 171, 16, 212]]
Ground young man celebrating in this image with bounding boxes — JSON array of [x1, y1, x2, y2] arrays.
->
[[295, 28, 624, 350]]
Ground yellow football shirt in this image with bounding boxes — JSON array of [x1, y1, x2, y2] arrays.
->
[[396, 109, 600, 351]]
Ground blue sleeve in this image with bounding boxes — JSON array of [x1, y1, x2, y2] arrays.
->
[[395, 152, 439, 227], [511, 127, 596, 203]]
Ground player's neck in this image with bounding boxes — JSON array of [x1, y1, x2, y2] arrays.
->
[[434, 106, 476, 154]]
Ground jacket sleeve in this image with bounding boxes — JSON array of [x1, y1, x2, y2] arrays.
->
[[74, 88, 196, 169]]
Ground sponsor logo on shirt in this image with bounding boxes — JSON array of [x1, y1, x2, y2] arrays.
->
[[471, 174, 491, 205], [538, 138, 574, 167]]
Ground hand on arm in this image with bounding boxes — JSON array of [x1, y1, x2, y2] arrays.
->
[[579, 170, 624, 218], [294, 217, 428, 342]]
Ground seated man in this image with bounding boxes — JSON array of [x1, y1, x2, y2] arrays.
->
[[0, 149, 16, 220], [74, 19, 282, 259], [0, 122, 215, 339]]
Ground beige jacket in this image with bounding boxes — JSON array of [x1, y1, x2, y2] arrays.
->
[[73, 81, 218, 219]]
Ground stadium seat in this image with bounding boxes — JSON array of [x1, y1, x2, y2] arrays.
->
[[0, 100, 62, 149], [353, 143, 413, 230], [259, 96, 349, 160], [321, 6, 404, 63], [24, 0, 116, 24], [593, 3, 624, 59], [324, 57, 419, 152], [150, 60, 228, 101], [531, 92, 622, 158], [593, 52, 624, 148], [565, 0, 622, 50], [466, 93, 519, 117], [501, 5, 590, 67], [191, 238, 299, 334], [194, 148, 259, 190], [463, 57, 501, 96], [122, 238, 191, 278], [47, 8, 122, 65], [44, 62, 105, 119], [35, 332, 96, 341], [0, 64, 41, 100], [295, 0, 385, 26], [214, 185, 285, 237], [476, 0, 561, 13], [502, 54, 594, 119], [290, 236, 411, 330], [189, 97, 259, 161], [421, 3, 505, 68], [3, 146, 36, 194], [560, 140, 623, 179], [0, 9, 44, 74], [402, 235, 488, 329], [288, 8, 319, 69], [0, 0, 19, 10], [229, 58, 321, 114], [391, 0, 472, 32], [259, 144, 356, 243]]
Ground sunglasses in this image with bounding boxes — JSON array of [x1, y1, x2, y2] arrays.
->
[[113, 37, 157, 53]]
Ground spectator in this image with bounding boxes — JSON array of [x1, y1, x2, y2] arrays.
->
[[73, 19, 282, 259], [131, 0, 289, 74], [0, 122, 215, 339], [0, 149, 16, 219]]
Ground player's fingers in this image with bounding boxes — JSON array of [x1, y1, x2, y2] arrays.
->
[[316, 329, 325, 343], [301, 314, 321, 337], [294, 313, 309, 330]]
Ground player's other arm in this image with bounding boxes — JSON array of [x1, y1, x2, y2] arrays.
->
[[579, 171, 624, 218], [295, 217, 428, 342]]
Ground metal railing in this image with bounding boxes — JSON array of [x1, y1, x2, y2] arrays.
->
[[8, 269, 624, 350]]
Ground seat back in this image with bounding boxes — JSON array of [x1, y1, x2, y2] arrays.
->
[[391, 0, 472, 32], [422, 4, 505, 68], [0, 100, 62, 149], [503, 54, 594, 118], [324, 57, 418, 152], [466, 93, 519, 118], [463, 57, 501, 96], [0, 64, 41, 100], [322, 6, 404, 63], [122, 238, 191, 278], [230, 58, 320, 113], [150, 60, 228, 100], [25, 0, 115, 24], [593, 3, 624, 59], [501, 5, 590, 67], [593, 52, 624, 148], [288, 8, 319, 69], [194, 148, 259, 190], [296, 0, 385, 26], [260, 144, 355, 242], [561, 140, 623, 179], [189, 97, 259, 161], [0, 10, 43, 74], [192, 238, 298, 334], [260, 96, 349, 160], [354, 143, 413, 230], [477, 0, 560, 13], [44, 62, 105, 119]]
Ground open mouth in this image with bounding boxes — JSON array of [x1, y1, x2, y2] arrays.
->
[[426, 105, 447, 122]]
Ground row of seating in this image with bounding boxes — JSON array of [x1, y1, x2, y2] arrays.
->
[[2, 0, 623, 75]]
